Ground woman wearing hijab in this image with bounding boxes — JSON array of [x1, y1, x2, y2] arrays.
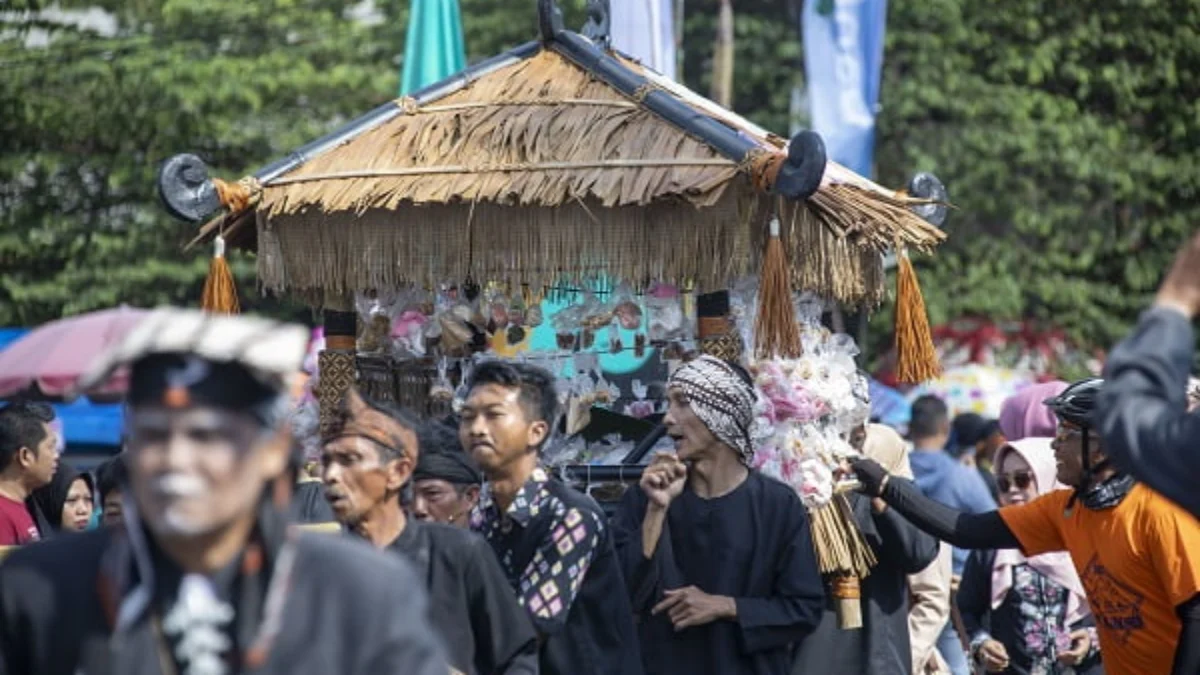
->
[[27, 463, 94, 536], [998, 382, 1068, 442], [956, 438, 1101, 674]]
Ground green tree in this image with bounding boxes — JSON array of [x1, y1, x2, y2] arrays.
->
[[0, 0, 410, 325], [876, 0, 1200, 351], [4, 0, 1198, 360]]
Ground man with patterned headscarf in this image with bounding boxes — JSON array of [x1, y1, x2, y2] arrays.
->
[[0, 308, 446, 675], [612, 355, 825, 675]]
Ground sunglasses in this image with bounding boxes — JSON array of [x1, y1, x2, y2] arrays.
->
[[997, 470, 1035, 493]]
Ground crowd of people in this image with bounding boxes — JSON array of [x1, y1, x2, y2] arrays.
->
[[2, 237, 1200, 675]]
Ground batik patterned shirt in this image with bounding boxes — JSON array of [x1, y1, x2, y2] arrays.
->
[[472, 467, 603, 632]]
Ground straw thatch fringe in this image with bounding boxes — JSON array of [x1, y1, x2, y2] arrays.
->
[[209, 48, 944, 305], [256, 182, 893, 306]]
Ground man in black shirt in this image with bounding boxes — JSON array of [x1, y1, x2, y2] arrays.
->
[[0, 308, 446, 675], [323, 387, 538, 675], [461, 360, 643, 675], [611, 355, 825, 675]]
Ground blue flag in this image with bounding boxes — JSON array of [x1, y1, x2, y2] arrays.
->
[[802, 0, 888, 178]]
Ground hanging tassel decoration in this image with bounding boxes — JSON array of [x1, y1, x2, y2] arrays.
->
[[894, 250, 940, 383], [755, 214, 802, 359], [200, 234, 240, 314]]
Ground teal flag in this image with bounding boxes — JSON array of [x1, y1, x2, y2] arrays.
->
[[400, 0, 467, 95]]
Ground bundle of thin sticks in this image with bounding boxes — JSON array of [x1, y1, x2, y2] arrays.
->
[[809, 494, 876, 578], [810, 493, 877, 630]]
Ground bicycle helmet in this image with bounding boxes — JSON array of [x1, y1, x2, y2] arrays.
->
[[1043, 377, 1103, 429], [1043, 377, 1128, 505]]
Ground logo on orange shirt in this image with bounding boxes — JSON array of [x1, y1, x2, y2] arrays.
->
[[1081, 554, 1145, 644]]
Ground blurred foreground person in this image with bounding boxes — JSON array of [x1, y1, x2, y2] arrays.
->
[[0, 402, 58, 545], [462, 361, 643, 675], [325, 387, 537, 675], [28, 464, 94, 536], [851, 378, 1200, 675], [957, 439, 1101, 674], [612, 355, 824, 675], [1097, 228, 1200, 517], [0, 308, 446, 675], [792, 423, 938, 675], [411, 421, 481, 527], [95, 454, 128, 528]]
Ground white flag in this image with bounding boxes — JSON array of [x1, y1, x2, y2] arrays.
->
[[609, 0, 676, 80]]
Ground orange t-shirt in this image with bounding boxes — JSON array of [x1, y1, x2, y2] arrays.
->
[[999, 484, 1200, 675]]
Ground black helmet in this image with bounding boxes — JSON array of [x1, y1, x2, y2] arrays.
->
[[1043, 377, 1103, 429]]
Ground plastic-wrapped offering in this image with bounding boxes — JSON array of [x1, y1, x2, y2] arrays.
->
[[612, 283, 644, 330], [356, 291, 400, 354], [745, 303, 871, 510]]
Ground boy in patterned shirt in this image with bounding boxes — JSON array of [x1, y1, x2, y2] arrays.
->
[[461, 360, 643, 675]]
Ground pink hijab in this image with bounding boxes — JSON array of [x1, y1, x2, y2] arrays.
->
[[998, 381, 1068, 441], [991, 438, 1089, 625]]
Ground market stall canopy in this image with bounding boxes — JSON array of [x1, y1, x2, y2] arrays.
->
[[167, 0, 944, 306]]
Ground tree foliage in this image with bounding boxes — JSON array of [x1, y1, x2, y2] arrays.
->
[[3, 0, 1198, 355]]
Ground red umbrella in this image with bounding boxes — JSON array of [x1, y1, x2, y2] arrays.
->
[[0, 306, 148, 399]]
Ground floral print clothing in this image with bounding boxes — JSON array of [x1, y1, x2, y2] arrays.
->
[[960, 551, 1102, 675]]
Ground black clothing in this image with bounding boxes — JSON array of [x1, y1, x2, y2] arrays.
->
[[792, 493, 939, 675], [290, 480, 335, 524], [1098, 306, 1200, 517], [383, 519, 538, 675], [613, 471, 825, 675], [1172, 594, 1200, 675], [958, 548, 1102, 675], [0, 525, 447, 675], [474, 468, 643, 675], [868, 468, 1021, 551]]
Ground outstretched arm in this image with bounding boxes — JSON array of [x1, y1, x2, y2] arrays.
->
[[851, 458, 1021, 550]]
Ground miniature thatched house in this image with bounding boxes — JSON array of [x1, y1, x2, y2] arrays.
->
[[164, 0, 943, 308]]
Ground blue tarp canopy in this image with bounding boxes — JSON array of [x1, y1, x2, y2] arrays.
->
[[0, 328, 123, 448]]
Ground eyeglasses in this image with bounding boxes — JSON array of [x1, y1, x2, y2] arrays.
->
[[1055, 425, 1084, 443], [997, 470, 1035, 493]]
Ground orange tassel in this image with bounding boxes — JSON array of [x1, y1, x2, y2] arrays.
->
[[895, 252, 940, 383], [200, 235, 240, 314], [755, 216, 802, 359]]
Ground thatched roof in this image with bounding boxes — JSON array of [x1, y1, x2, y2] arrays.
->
[[183, 36, 943, 306]]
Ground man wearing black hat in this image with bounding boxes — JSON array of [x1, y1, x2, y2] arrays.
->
[[0, 308, 447, 675], [324, 388, 538, 675], [411, 421, 482, 527]]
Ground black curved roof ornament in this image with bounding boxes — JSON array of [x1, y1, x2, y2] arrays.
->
[[538, 0, 565, 41], [158, 154, 221, 224], [581, 0, 612, 50], [775, 131, 826, 201], [908, 172, 948, 227]]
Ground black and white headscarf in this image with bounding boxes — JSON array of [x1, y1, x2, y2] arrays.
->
[[668, 355, 757, 464]]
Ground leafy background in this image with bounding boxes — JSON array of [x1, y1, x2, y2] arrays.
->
[[3, 0, 1197, 361]]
